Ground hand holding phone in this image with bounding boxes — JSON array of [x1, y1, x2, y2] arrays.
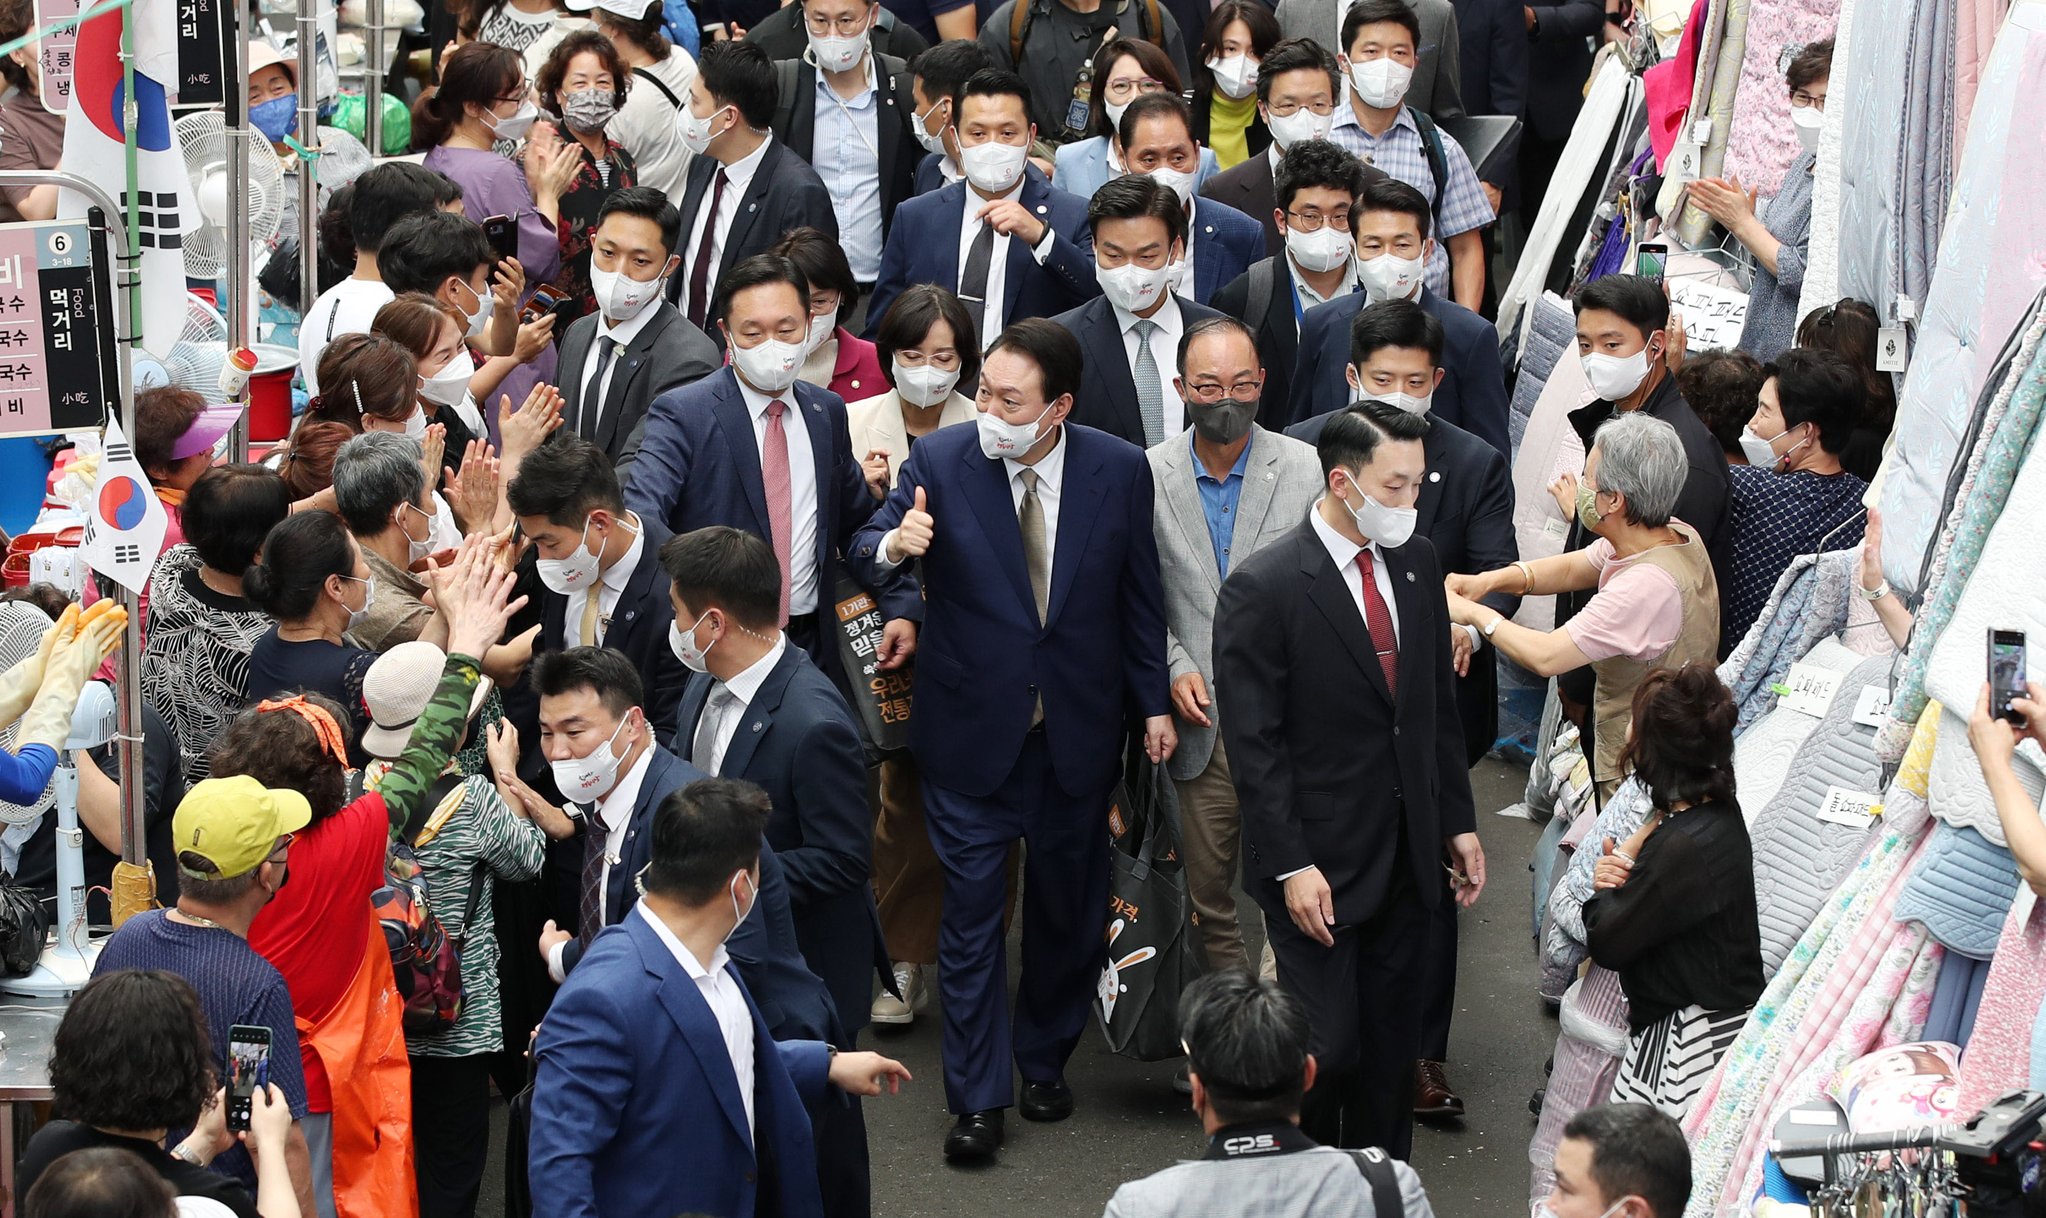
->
[[1635, 242, 1667, 284], [521, 283, 568, 324], [226, 1024, 272, 1133], [482, 215, 518, 266], [1990, 628, 2029, 724]]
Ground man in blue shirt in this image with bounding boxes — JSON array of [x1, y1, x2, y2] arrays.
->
[[1146, 316, 1322, 976]]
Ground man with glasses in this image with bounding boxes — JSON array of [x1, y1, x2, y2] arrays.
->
[[1202, 38, 1386, 256], [1148, 316, 1322, 979], [1212, 138, 1371, 419], [975, 0, 1191, 142], [739, 0, 931, 61]]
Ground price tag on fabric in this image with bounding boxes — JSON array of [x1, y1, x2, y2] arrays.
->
[[1779, 662, 1844, 716], [1851, 685, 1892, 728], [1543, 516, 1571, 540], [1669, 140, 1704, 183], [1816, 785, 1883, 828], [1877, 325, 1908, 373]]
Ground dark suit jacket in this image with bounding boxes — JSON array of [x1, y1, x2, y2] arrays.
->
[[769, 53, 919, 246], [1214, 521, 1477, 923], [677, 645, 886, 1035], [1189, 196, 1265, 307], [534, 515, 689, 745], [743, 2, 930, 62], [666, 139, 838, 332], [1526, 0, 1604, 141], [912, 149, 952, 197], [1455, 0, 1529, 121], [529, 910, 832, 1218], [848, 423, 1170, 799], [1210, 255, 1303, 427], [865, 164, 1099, 340], [1286, 410, 1518, 766], [1289, 287, 1512, 459], [1051, 294, 1224, 448], [557, 302, 720, 469], [1202, 150, 1390, 259]]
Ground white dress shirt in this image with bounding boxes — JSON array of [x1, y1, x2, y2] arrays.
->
[[733, 374, 822, 614], [579, 303, 663, 440], [813, 59, 883, 283], [565, 512, 646, 646], [1289, 253, 1359, 317], [635, 903, 756, 1135], [682, 134, 773, 310], [958, 172, 1061, 352], [1112, 294, 1186, 440], [1307, 499, 1401, 642], [693, 634, 786, 774], [546, 742, 656, 982]]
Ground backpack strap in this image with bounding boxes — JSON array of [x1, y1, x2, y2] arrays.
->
[[1009, 0, 1031, 64], [454, 860, 488, 946], [1406, 108, 1452, 283], [1246, 256, 1277, 328], [632, 65, 684, 112], [771, 58, 802, 137], [410, 772, 471, 850], [1138, 0, 1162, 45], [1349, 1147, 1403, 1218]]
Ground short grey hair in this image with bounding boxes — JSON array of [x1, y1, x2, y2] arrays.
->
[[1591, 412, 1687, 528], [332, 431, 427, 537]]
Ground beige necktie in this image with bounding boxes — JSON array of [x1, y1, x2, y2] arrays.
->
[[1019, 469, 1048, 726], [578, 588, 603, 647]]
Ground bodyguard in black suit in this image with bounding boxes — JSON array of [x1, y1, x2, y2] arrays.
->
[[1051, 177, 1223, 448], [668, 41, 840, 338], [743, 0, 930, 62], [905, 39, 993, 196], [1214, 402, 1484, 1160]]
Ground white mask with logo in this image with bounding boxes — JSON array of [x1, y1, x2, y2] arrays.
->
[[960, 139, 1028, 194], [1267, 106, 1333, 149], [731, 337, 805, 395], [1206, 54, 1257, 100], [1348, 57, 1412, 109]]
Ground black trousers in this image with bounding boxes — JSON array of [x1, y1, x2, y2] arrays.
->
[[410, 1053, 493, 1218], [1264, 860, 1429, 1159]]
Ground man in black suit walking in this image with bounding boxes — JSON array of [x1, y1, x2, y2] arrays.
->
[[1214, 400, 1485, 1160]]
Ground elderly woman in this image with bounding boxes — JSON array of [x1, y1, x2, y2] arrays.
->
[[222, 541, 522, 1218], [331, 431, 449, 652], [1688, 38, 1831, 361], [1446, 413, 1720, 804], [1583, 663, 1762, 1118], [1721, 348, 1868, 649]]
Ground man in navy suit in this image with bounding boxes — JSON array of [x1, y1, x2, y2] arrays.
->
[[666, 41, 840, 337], [1290, 178, 1511, 459], [907, 39, 991, 195], [865, 69, 1099, 347], [849, 319, 1175, 1163], [1052, 176, 1224, 448], [1113, 92, 1264, 307], [528, 776, 912, 1218], [1284, 300, 1516, 1124], [624, 254, 922, 696]]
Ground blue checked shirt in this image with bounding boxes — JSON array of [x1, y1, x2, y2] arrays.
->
[[1327, 103, 1494, 295], [813, 61, 884, 283]]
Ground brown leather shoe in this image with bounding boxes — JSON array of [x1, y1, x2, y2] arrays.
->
[[1414, 1060, 1465, 1121]]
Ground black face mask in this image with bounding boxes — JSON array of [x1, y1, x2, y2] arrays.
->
[[1190, 396, 1258, 445]]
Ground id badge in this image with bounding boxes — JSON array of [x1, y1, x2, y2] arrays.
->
[[1064, 96, 1089, 134]]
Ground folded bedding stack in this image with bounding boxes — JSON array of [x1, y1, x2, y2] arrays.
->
[[1729, 636, 1866, 819]]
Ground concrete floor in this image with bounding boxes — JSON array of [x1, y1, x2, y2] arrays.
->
[[479, 757, 1554, 1218]]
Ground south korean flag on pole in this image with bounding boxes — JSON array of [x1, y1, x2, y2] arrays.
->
[[79, 417, 167, 595], [56, 0, 195, 358]]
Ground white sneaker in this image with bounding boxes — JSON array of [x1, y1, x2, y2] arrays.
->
[[871, 962, 927, 1024]]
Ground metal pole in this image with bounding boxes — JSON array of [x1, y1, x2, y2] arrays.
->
[[363, 0, 382, 159], [296, 2, 317, 329], [224, 0, 250, 461]]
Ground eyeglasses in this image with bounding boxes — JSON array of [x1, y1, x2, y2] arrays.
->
[[1790, 89, 1826, 111], [1265, 99, 1336, 118], [1183, 380, 1262, 404], [267, 833, 296, 861], [1285, 208, 1351, 233], [803, 10, 869, 34], [1102, 76, 1167, 102]]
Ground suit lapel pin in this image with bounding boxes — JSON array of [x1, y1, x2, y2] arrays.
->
[[748, 202, 758, 213], [751, 722, 764, 733], [1405, 571, 1415, 582], [1428, 471, 1441, 482], [1035, 204, 1047, 214], [1265, 471, 1274, 480]]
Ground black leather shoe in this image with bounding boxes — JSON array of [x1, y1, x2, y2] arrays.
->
[[1019, 1078, 1075, 1122], [943, 1110, 1004, 1162]]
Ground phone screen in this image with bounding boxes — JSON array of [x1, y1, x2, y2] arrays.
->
[[227, 1025, 272, 1132], [1636, 244, 1667, 282], [483, 215, 517, 265], [1990, 629, 2028, 723]]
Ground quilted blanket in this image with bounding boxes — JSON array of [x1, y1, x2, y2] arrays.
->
[[1510, 315, 1593, 632], [1543, 777, 1656, 987], [1797, 0, 1857, 320], [1894, 818, 2021, 957], [1731, 636, 1868, 819], [1509, 291, 1578, 457], [1531, 966, 1632, 1211], [1951, 0, 2011, 186], [1719, 0, 1840, 198], [1956, 889, 2046, 1115], [1877, 3, 2046, 594], [1666, 0, 1752, 246], [1716, 550, 1859, 732]]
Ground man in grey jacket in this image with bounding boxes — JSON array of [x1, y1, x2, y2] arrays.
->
[[1274, 0, 1464, 120], [1102, 971, 1437, 1218]]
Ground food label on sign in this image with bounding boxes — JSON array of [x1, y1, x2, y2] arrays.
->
[[32, 0, 78, 112], [1816, 785, 1883, 828], [1778, 662, 1844, 717], [0, 220, 113, 437], [1851, 685, 1892, 729]]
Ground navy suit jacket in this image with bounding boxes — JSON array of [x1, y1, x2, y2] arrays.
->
[[912, 150, 951, 197], [621, 367, 923, 688], [1289, 287, 1512, 460], [1209, 254, 1305, 429], [1187, 196, 1265, 307], [664, 139, 838, 335], [535, 515, 688, 746], [848, 423, 1170, 798], [1051, 294, 1224, 448], [529, 911, 833, 1218], [865, 164, 1099, 340], [677, 645, 887, 1035]]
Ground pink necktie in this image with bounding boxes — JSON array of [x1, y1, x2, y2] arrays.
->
[[763, 399, 793, 624], [1356, 549, 1398, 698]]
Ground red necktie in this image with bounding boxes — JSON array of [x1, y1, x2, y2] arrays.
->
[[763, 399, 793, 625], [1356, 549, 1398, 698], [687, 167, 728, 329]]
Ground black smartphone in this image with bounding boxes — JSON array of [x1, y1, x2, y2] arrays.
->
[[227, 1024, 272, 1133], [1636, 242, 1667, 283], [521, 283, 567, 324], [482, 214, 517, 266], [1991, 629, 2029, 724]]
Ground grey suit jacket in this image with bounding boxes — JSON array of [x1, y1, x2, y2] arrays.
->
[[1275, 0, 1465, 121], [1148, 424, 1324, 780], [1102, 1145, 1436, 1218], [558, 301, 720, 470]]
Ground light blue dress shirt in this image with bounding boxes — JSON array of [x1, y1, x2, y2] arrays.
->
[[1192, 429, 1255, 578], [813, 62, 884, 282]]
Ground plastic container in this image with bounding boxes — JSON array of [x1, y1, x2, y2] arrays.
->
[[248, 343, 299, 442]]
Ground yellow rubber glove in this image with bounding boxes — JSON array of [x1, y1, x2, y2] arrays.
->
[[0, 603, 74, 729], [17, 603, 125, 754]]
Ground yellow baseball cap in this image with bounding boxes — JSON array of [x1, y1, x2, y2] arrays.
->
[[173, 776, 313, 880]]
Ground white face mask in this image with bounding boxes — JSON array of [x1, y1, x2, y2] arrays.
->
[[1791, 103, 1822, 152], [339, 574, 376, 633], [536, 513, 610, 594], [1104, 98, 1132, 132], [976, 400, 1054, 460], [1207, 54, 1257, 100], [1145, 164, 1197, 206], [484, 99, 539, 141], [419, 349, 474, 408], [804, 307, 839, 357], [1339, 473, 1417, 547], [807, 18, 869, 74], [895, 358, 961, 408], [1267, 106, 1333, 149], [1097, 259, 1174, 313], [1286, 223, 1353, 274], [730, 337, 805, 395], [402, 408, 429, 440], [1361, 386, 1433, 416], [589, 262, 668, 323], [398, 502, 436, 565], [1358, 250, 1425, 302], [681, 102, 733, 156], [960, 139, 1028, 194], [550, 714, 637, 804], [669, 610, 715, 673], [1740, 422, 1808, 471], [1580, 344, 1656, 402], [724, 870, 755, 944], [911, 99, 949, 155], [1348, 57, 1413, 109]]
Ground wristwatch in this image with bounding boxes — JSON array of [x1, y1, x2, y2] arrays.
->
[[1855, 580, 1891, 601]]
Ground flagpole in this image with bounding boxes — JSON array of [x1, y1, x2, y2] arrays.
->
[[224, 0, 250, 462], [363, 0, 382, 160], [295, 5, 316, 329], [113, 7, 146, 906]]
